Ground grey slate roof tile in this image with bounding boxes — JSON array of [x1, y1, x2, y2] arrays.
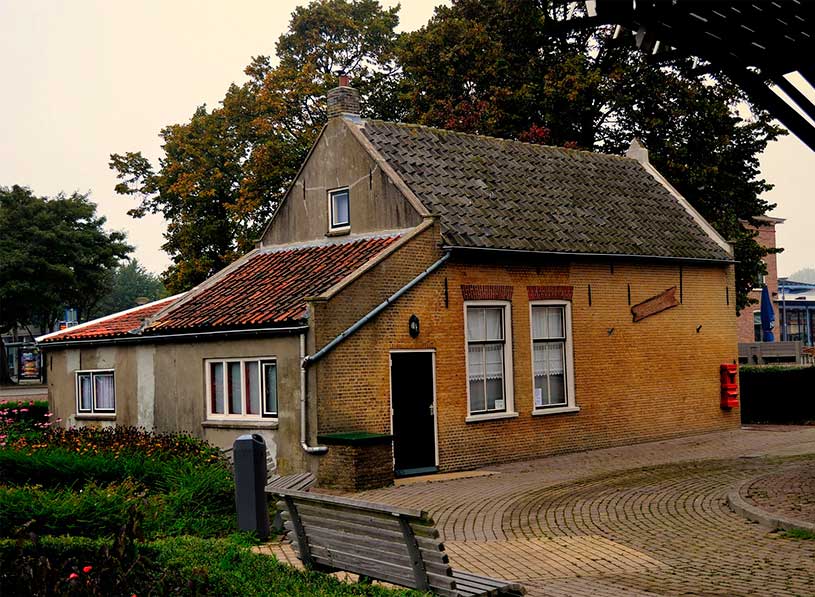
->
[[358, 120, 731, 262]]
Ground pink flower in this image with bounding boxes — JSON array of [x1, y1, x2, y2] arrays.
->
[[68, 572, 79, 580], [82, 565, 92, 573], [19, 408, 28, 413]]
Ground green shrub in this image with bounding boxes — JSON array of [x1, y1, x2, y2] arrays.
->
[[740, 365, 815, 424], [0, 476, 234, 540], [0, 534, 421, 596], [0, 482, 145, 538]]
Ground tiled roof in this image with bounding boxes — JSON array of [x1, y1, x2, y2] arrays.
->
[[144, 234, 400, 334], [37, 295, 183, 344], [358, 120, 731, 262]]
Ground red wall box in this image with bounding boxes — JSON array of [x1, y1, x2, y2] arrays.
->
[[720, 364, 739, 409]]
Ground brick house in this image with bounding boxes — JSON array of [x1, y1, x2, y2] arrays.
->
[[39, 82, 739, 490], [736, 216, 784, 343]]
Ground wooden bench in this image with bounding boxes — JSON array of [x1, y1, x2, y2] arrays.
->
[[271, 487, 525, 596], [266, 472, 316, 493]]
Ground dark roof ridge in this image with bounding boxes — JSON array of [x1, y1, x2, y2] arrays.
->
[[355, 117, 634, 163]]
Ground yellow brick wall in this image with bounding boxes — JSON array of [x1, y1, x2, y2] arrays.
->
[[315, 241, 740, 473]]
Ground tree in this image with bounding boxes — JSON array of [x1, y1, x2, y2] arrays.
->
[[89, 259, 166, 319], [788, 268, 815, 284], [0, 185, 132, 335], [110, 0, 402, 293], [397, 0, 784, 311]]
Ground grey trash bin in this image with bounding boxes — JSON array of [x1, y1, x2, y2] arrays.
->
[[233, 434, 270, 540]]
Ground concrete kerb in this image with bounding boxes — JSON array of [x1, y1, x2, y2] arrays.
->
[[726, 478, 815, 534]]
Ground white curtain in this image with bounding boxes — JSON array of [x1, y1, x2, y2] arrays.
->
[[78, 374, 93, 411], [94, 374, 115, 410]]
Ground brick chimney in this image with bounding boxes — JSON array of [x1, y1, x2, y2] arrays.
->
[[327, 74, 360, 118]]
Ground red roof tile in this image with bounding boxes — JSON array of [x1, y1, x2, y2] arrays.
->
[[145, 234, 400, 333], [37, 295, 183, 343]]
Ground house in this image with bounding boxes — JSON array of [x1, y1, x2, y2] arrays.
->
[[778, 278, 815, 347], [38, 81, 740, 490], [736, 215, 784, 343]]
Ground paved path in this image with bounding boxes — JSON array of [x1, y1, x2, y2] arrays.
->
[[354, 426, 815, 596], [740, 462, 815, 525], [263, 427, 815, 596]]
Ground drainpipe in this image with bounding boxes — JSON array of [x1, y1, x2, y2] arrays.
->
[[297, 251, 450, 455], [304, 252, 450, 367], [299, 332, 327, 454]]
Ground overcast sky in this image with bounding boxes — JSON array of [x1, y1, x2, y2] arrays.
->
[[1, 0, 812, 277]]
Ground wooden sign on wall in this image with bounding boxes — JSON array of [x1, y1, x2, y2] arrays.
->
[[631, 286, 679, 322]]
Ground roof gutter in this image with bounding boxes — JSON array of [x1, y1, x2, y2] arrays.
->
[[38, 325, 309, 349], [442, 245, 736, 264], [302, 251, 450, 367]]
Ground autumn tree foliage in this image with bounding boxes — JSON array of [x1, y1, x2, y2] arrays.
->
[[112, 0, 782, 310], [110, 0, 401, 293]]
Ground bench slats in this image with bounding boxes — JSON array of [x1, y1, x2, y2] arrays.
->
[[271, 489, 525, 596], [289, 501, 441, 538], [452, 570, 526, 596], [274, 487, 428, 519], [283, 522, 452, 577], [282, 509, 445, 552]]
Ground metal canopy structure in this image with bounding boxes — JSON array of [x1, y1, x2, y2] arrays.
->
[[584, 0, 815, 151]]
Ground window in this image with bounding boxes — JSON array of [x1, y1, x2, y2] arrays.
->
[[207, 358, 277, 419], [465, 304, 513, 417], [753, 311, 762, 342], [530, 301, 576, 413], [329, 188, 350, 231], [75, 369, 115, 414]]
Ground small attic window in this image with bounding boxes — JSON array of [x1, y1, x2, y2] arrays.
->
[[329, 188, 350, 232]]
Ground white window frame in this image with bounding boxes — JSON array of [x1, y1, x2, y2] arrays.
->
[[529, 300, 579, 416], [463, 301, 517, 423], [75, 369, 116, 415], [328, 187, 350, 233], [205, 357, 278, 420]]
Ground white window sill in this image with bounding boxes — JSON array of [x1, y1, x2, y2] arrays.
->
[[465, 411, 519, 424], [532, 405, 580, 416], [326, 226, 350, 237], [202, 419, 279, 430], [75, 413, 116, 420]]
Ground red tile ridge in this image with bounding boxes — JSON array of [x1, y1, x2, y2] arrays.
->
[[36, 293, 185, 343]]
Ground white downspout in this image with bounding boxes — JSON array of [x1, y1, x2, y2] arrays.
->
[[300, 332, 327, 454]]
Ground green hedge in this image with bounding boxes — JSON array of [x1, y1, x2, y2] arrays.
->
[[740, 365, 815, 424], [0, 467, 235, 539], [0, 535, 420, 596]]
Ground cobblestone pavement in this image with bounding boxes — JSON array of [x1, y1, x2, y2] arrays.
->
[[350, 426, 815, 597], [740, 461, 815, 525]]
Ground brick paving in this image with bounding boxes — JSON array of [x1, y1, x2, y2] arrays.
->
[[260, 427, 815, 596], [740, 461, 815, 524]]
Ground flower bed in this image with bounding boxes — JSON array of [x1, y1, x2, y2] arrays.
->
[[0, 404, 417, 596]]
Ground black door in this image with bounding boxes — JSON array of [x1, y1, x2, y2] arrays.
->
[[391, 352, 437, 477]]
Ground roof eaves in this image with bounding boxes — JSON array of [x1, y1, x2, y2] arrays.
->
[[344, 118, 431, 218], [444, 244, 736, 264], [35, 294, 184, 343]]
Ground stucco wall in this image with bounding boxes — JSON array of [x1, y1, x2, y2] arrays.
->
[[314, 251, 740, 473], [261, 118, 422, 246], [46, 334, 309, 473]]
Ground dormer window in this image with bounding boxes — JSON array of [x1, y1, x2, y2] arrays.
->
[[329, 188, 350, 232]]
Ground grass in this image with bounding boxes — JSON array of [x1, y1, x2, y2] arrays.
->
[[780, 528, 815, 541], [0, 413, 417, 595]]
